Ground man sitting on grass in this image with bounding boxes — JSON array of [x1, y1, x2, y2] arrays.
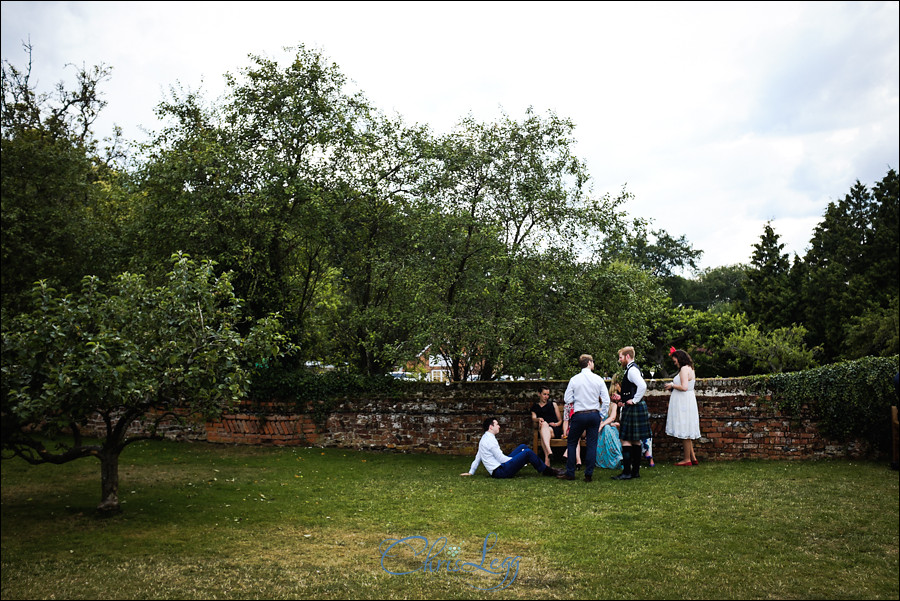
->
[[461, 417, 560, 478]]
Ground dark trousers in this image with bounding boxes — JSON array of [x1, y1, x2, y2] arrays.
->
[[491, 444, 547, 478], [565, 411, 601, 477]]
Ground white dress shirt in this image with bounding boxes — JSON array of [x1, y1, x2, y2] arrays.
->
[[564, 367, 611, 414], [468, 431, 510, 475]]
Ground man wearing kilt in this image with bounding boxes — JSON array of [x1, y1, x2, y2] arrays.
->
[[613, 346, 649, 480]]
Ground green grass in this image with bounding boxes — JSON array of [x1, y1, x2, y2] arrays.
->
[[2, 440, 898, 599]]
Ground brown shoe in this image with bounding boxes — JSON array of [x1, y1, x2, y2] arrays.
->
[[557, 473, 576, 480]]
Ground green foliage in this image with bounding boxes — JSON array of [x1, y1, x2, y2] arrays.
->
[[420, 109, 640, 380], [248, 360, 416, 423], [723, 323, 819, 374], [648, 306, 749, 377], [842, 295, 900, 358], [741, 221, 795, 330], [650, 307, 819, 378], [320, 116, 436, 376], [1, 48, 130, 314], [5, 44, 897, 391], [131, 62, 340, 344], [750, 355, 899, 447], [577, 261, 670, 377], [132, 46, 435, 376], [664, 263, 749, 312], [606, 226, 705, 279], [1, 253, 284, 511], [802, 170, 899, 361]]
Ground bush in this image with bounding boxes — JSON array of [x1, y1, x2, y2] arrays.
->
[[750, 355, 899, 450], [247, 357, 417, 422]]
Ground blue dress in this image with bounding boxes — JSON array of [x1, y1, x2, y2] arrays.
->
[[595, 414, 623, 469]]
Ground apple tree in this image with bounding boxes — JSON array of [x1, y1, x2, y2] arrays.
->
[[1, 253, 283, 513]]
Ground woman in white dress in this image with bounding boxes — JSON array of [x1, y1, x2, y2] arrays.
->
[[664, 348, 700, 466]]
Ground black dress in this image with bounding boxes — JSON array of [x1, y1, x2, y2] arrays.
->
[[530, 401, 563, 438]]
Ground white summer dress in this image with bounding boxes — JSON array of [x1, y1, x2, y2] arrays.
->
[[665, 373, 701, 440]]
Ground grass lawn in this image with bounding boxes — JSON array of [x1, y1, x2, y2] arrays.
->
[[1, 440, 898, 600]]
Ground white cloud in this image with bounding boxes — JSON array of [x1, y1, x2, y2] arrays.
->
[[2, 0, 897, 271]]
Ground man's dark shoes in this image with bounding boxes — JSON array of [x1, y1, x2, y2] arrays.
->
[[543, 467, 560, 477], [557, 473, 576, 480], [584, 474, 592, 482], [611, 472, 632, 480]]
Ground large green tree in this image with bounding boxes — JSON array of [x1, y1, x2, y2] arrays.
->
[[132, 47, 436, 375], [1, 254, 283, 513], [420, 109, 629, 380], [321, 113, 437, 375], [1, 45, 129, 315], [741, 222, 795, 331], [802, 170, 899, 360], [666, 264, 749, 313], [604, 223, 704, 279], [130, 47, 362, 345]]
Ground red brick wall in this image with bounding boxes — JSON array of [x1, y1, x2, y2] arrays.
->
[[87, 379, 877, 461], [642, 379, 873, 461]]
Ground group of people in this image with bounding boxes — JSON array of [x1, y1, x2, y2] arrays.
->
[[461, 347, 702, 481]]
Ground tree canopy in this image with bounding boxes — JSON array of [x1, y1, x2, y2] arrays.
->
[[1, 254, 283, 512], [2, 43, 897, 389], [801, 171, 899, 360], [1, 46, 129, 315]]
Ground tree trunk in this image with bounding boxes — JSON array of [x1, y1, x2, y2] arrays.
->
[[97, 447, 122, 514], [480, 357, 496, 382]]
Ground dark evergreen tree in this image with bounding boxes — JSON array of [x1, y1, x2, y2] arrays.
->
[[742, 222, 793, 331], [868, 169, 899, 299], [802, 170, 899, 360]]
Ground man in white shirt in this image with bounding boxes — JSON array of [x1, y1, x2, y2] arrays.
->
[[461, 418, 560, 478], [558, 354, 611, 482]]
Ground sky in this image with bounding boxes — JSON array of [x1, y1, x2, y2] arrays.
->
[[2, 1, 898, 272]]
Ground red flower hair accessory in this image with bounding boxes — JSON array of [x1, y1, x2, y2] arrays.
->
[[669, 346, 677, 356]]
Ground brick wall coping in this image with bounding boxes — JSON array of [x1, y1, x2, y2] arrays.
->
[[91, 377, 878, 461]]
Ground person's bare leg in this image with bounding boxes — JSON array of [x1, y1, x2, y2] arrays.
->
[[540, 423, 553, 464]]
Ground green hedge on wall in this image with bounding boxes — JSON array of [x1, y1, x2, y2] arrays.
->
[[750, 355, 899, 449], [248, 361, 420, 422]]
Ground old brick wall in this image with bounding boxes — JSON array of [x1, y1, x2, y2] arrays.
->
[[103, 378, 875, 461]]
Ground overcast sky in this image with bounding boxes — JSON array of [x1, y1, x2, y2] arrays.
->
[[3, 1, 898, 272]]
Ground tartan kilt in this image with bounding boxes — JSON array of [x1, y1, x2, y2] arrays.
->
[[619, 402, 651, 441]]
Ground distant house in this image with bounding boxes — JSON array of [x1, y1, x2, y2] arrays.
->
[[403, 345, 451, 382], [304, 360, 339, 373]]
